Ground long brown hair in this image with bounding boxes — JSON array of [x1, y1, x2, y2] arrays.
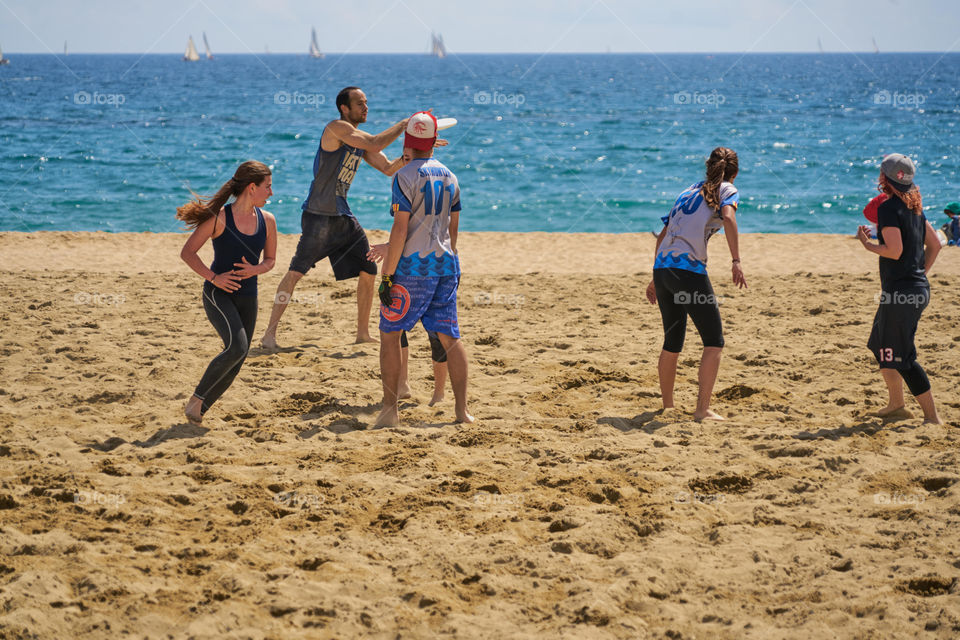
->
[[176, 160, 272, 229], [700, 147, 739, 211], [879, 174, 923, 215]]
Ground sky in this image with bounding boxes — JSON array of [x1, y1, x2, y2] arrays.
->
[[1, 0, 958, 54]]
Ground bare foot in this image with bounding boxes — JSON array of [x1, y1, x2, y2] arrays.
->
[[874, 406, 913, 420], [922, 416, 944, 425], [428, 391, 445, 407], [184, 397, 203, 426], [374, 405, 399, 428], [694, 409, 725, 422], [455, 410, 476, 424], [355, 334, 379, 344], [260, 333, 279, 351], [398, 384, 412, 400]]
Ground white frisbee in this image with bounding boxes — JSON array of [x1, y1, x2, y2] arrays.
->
[[437, 117, 457, 131]]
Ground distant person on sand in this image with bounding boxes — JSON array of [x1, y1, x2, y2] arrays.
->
[[374, 112, 473, 427], [857, 153, 942, 424], [646, 147, 747, 421], [177, 161, 278, 425], [941, 201, 960, 246], [260, 86, 410, 349]]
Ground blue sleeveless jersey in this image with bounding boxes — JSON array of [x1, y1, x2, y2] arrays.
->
[[209, 204, 266, 296]]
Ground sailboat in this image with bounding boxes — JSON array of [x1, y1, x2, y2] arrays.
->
[[0, 43, 9, 65], [430, 32, 447, 58], [64, 41, 68, 56], [309, 27, 324, 59], [872, 37, 879, 54], [203, 32, 213, 60], [817, 37, 824, 54], [184, 36, 200, 61]]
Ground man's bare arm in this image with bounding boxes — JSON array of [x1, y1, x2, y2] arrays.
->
[[364, 149, 407, 176], [324, 118, 407, 153]]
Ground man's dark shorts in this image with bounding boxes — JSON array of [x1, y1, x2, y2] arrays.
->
[[289, 212, 377, 280]]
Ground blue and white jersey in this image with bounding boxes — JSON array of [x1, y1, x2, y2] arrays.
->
[[654, 181, 739, 274], [390, 157, 461, 277]]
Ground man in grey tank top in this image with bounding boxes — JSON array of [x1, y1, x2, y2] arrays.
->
[[261, 87, 410, 348]]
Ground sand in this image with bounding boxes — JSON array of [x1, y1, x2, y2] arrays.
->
[[0, 231, 958, 639]]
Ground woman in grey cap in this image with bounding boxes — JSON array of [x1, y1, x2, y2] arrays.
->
[[857, 153, 942, 424]]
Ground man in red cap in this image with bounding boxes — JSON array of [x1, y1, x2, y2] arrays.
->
[[373, 112, 474, 427]]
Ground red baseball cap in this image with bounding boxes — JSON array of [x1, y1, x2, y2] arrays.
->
[[404, 111, 437, 151]]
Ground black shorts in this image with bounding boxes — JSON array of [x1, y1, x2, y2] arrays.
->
[[867, 287, 929, 370], [653, 268, 724, 353], [289, 213, 377, 280]]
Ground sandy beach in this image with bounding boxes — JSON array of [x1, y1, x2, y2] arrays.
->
[[1, 230, 958, 639]]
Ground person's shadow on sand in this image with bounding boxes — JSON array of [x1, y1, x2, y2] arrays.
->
[[599, 408, 686, 433], [89, 423, 209, 451]]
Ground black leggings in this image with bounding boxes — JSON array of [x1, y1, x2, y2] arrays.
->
[[399, 330, 448, 363], [194, 284, 258, 415], [653, 268, 724, 353]]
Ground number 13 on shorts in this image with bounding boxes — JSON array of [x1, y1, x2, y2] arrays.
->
[[880, 348, 894, 362]]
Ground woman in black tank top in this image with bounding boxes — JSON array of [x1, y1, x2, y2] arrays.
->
[[176, 161, 278, 425]]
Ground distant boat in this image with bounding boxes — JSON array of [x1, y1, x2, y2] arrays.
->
[[0, 43, 9, 65], [64, 41, 68, 56], [265, 44, 271, 54], [184, 35, 200, 61], [817, 37, 824, 53], [430, 32, 447, 58], [309, 27, 324, 59], [203, 32, 213, 60], [872, 37, 879, 54]]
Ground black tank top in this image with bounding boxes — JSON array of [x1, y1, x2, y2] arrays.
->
[[301, 125, 365, 217], [209, 204, 266, 297]]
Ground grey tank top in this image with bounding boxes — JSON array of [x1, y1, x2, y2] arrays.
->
[[301, 126, 365, 217]]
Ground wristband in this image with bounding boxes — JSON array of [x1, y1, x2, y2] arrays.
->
[[731, 259, 741, 264]]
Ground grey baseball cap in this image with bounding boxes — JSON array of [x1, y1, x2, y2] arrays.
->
[[881, 153, 916, 190]]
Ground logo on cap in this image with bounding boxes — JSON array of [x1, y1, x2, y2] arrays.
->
[[413, 121, 427, 135], [897, 170, 905, 180]]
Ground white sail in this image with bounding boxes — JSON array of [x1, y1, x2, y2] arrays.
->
[[309, 27, 324, 59], [872, 37, 879, 54], [184, 36, 200, 61], [430, 32, 446, 58], [817, 37, 823, 53], [203, 32, 213, 60], [64, 41, 68, 56], [0, 43, 8, 65]]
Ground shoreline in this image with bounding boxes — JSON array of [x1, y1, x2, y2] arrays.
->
[[3, 231, 956, 276]]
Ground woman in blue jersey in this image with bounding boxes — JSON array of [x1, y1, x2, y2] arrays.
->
[[646, 147, 747, 421], [857, 153, 942, 424], [177, 161, 278, 425]]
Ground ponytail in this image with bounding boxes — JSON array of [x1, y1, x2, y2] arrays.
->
[[176, 160, 271, 229], [700, 147, 739, 211]]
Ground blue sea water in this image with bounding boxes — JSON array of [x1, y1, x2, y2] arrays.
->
[[1, 53, 958, 234]]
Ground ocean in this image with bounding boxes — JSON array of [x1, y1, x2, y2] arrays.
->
[[1, 53, 958, 234]]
